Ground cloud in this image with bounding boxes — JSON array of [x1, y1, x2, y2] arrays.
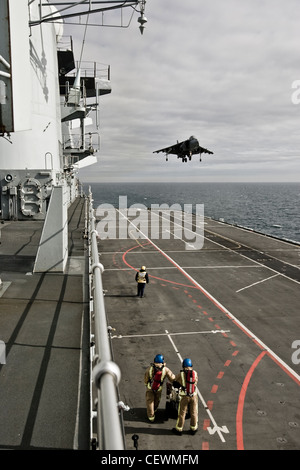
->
[[63, 0, 300, 182]]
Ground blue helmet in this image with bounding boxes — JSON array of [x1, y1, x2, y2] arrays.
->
[[182, 358, 192, 368], [154, 354, 164, 364]]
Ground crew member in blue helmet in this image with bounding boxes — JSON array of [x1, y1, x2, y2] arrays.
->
[[172, 358, 198, 435], [144, 354, 175, 422]]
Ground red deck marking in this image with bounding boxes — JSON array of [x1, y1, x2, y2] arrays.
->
[[120, 227, 300, 390], [217, 371, 224, 379], [224, 360, 231, 367], [139, 237, 300, 382], [203, 418, 210, 430], [232, 350, 239, 357], [211, 384, 218, 393], [206, 400, 213, 410], [202, 442, 209, 450], [122, 245, 197, 289], [236, 351, 266, 450]]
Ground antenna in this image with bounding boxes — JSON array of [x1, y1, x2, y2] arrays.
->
[[137, 0, 147, 35], [31, 1, 149, 34]]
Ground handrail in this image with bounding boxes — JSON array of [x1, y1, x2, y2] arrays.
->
[[87, 189, 125, 450]]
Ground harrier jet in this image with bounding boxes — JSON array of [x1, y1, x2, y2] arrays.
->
[[153, 136, 213, 163]]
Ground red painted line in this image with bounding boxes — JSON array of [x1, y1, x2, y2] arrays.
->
[[202, 442, 209, 450], [224, 360, 231, 367], [211, 384, 218, 393], [121, 233, 300, 389], [121, 236, 298, 388], [236, 351, 267, 450], [232, 350, 239, 357], [206, 400, 213, 410], [121, 245, 197, 289], [203, 418, 210, 430], [217, 371, 224, 379]]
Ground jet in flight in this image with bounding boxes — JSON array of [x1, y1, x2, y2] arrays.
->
[[153, 135, 213, 163]]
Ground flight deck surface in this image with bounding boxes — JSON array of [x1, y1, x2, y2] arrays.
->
[[0, 202, 299, 451], [100, 209, 300, 451]]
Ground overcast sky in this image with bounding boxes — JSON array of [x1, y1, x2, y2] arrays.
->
[[62, 0, 300, 183]]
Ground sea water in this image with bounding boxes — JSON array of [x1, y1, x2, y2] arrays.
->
[[84, 182, 300, 244]]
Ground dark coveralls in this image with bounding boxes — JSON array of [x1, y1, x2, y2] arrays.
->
[[135, 269, 149, 297]]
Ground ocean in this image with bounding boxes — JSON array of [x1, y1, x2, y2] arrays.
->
[[84, 182, 300, 244]]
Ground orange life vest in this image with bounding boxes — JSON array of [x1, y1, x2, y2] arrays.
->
[[148, 365, 166, 391], [180, 369, 196, 396]]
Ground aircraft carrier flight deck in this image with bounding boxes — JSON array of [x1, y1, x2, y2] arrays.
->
[[100, 207, 300, 451], [0, 199, 299, 451]]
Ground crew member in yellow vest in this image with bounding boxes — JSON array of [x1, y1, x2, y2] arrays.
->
[[172, 358, 198, 435], [135, 265, 149, 298], [144, 354, 175, 422]]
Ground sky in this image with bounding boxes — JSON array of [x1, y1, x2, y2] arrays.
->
[[62, 0, 300, 183]]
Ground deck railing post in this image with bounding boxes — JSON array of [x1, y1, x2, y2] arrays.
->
[[87, 189, 125, 450]]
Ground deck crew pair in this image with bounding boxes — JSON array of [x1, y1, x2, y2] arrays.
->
[[144, 354, 198, 435]]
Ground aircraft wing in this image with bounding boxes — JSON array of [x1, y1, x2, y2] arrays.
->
[[193, 144, 214, 155], [153, 141, 184, 155]]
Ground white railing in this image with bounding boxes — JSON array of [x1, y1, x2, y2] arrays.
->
[[86, 190, 125, 450]]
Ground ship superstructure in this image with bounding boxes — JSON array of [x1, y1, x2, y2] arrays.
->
[[0, 0, 146, 272], [0, 0, 148, 451]]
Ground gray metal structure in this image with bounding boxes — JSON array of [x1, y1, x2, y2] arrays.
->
[[87, 190, 125, 449], [0, 0, 147, 451]]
